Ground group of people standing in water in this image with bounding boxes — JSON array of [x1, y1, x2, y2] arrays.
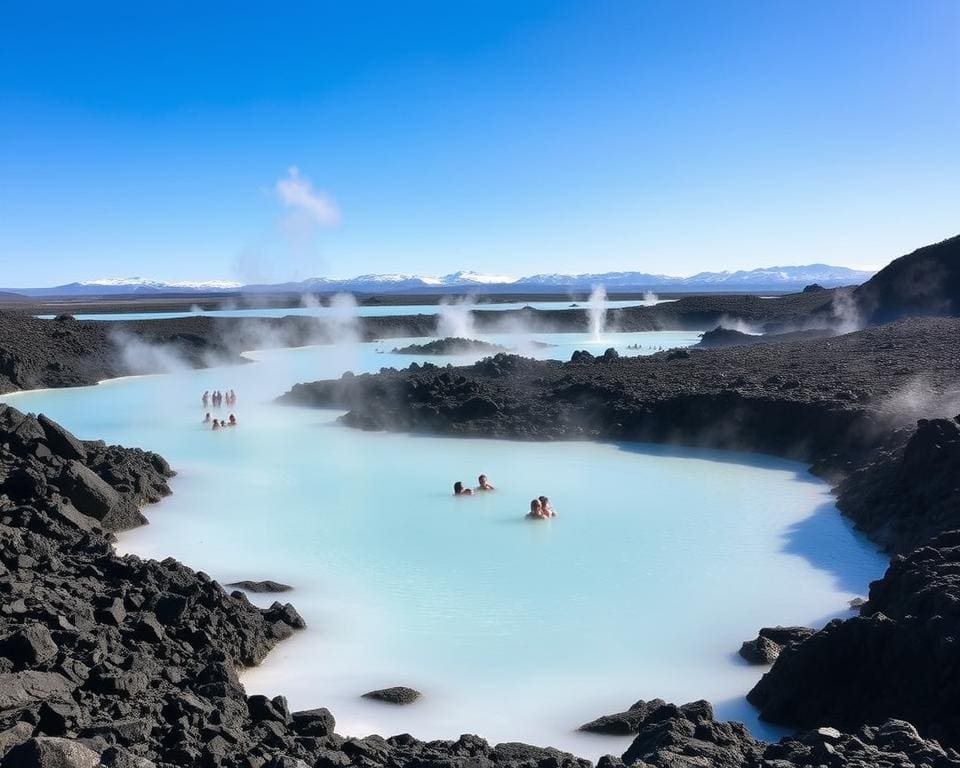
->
[[202, 389, 239, 431], [453, 475, 556, 520], [203, 389, 236, 409]]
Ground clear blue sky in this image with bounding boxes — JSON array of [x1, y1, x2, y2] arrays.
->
[[1, 1, 957, 286]]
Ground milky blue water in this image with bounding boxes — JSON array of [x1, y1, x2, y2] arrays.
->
[[35, 298, 674, 322], [2, 330, 885, 759]]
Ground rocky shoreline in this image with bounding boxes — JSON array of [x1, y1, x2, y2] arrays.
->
[[3, 402, 958, 767], [390, 338, 508, 356], [0, 383, 956, 766], [0, 289, 844, 396]]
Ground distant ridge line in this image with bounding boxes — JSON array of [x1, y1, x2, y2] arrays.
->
[[3, 264, 875, 297]]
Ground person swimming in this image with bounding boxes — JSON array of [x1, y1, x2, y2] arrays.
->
[[454, 481, 473, 496], [526, 499, 546, 519], [203, 412, 211, 423], [211, 419, 220, 431], [228, 414, 237, 426], [477, 474, 495, 491], [538, 495, 556, 517]]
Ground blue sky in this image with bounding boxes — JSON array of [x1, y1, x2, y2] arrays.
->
[[1, 1, 958, 286]]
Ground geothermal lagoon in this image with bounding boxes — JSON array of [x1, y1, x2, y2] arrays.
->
[[2, 326, 886, 759]]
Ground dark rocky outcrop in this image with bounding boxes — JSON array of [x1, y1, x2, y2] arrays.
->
[[738, 626, 815, 665], [610, 702, 960, 768], [854, 233, 960, 324], [391, 338, 507, 355], [362, 687, 422, 705], [836, 415, 960, 554], [579, 699, 673, 735], [226, 580, 293, 594], [695, 326, 829, 349], [749, 530, 960, 748]]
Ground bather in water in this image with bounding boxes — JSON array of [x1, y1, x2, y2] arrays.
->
[[477, 474, 495, 491], [526, 499, 548, 519], [454, 481, 473, 496]]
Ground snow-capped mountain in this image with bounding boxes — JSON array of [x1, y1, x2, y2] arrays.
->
[[77, 277, 243, 290], [3, 265, 873, 297], [244, 271, 519, 293], [683, 264, 870, 286], [6, 278, 242, 297]]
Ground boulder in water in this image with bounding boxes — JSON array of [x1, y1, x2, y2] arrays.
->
[[361, 686, 421, 705], [578, 698, 671, 735], [739, 626, 814, 665], [227, 580, 294, 593]]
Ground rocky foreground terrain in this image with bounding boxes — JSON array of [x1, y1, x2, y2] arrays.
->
[[3, 402, 959, 767]]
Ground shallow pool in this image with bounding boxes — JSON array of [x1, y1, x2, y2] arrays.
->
[[2, 333, 885, 759]]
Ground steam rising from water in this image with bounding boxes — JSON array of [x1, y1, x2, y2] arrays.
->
[[300, 293, 322, 310], [643, 290, 659, 304], [438, 297, 477, 339], [328, 293, 360, 343], [588, 285, 607, 341], [109, 330, 195, 375]]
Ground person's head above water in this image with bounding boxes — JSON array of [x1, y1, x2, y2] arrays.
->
[[539, 495, 549, 506], [530, 499, 542, 513], [454, 481, 474, 496], [477, 474, 494, 490]]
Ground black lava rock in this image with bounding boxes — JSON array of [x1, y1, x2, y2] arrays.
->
[[361, 687, 422, 705]]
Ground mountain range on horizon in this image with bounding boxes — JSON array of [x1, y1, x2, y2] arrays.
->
[[2, 264, 875, 297]]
